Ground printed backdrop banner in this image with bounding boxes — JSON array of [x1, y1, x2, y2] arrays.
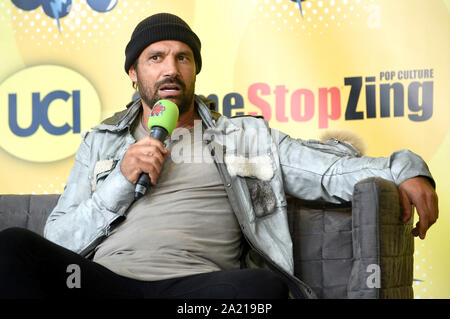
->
[[0, 0, 449, 298]]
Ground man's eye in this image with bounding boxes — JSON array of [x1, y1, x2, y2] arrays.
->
[[150, 56, 160, 61]]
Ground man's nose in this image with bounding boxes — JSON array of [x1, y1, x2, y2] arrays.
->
[[162, 57, 180, 77]]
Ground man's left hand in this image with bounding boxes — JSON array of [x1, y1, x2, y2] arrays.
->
[[398, 176, 439, 239]]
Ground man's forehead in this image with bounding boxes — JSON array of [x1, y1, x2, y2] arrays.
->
[[142, 40, 194, 55]]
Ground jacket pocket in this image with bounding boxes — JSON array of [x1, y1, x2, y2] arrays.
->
[[91, 159, 118, 192]]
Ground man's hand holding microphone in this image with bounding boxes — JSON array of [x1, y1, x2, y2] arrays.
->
[[120, 100, 179, 199]]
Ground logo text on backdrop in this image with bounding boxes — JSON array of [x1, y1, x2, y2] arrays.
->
[[201, 68, 434, 128]]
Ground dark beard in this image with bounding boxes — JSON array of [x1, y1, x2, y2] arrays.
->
[[137, 77, 194, 115]]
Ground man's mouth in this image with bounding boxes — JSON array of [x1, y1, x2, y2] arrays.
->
[[158, 83, 182, 94]]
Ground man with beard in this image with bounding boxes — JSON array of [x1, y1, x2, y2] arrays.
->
[[0, 13, 438, 299]]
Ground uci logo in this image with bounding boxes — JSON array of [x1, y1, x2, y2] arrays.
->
[[8, 90, 81, 137], [0, 65, 101, 162]]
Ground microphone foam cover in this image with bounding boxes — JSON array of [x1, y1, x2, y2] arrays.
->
[[148, 99, 180, 136]]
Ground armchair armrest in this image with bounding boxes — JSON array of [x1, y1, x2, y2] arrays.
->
[[287, 177, 414, 299], [350, 177, 414, 298]]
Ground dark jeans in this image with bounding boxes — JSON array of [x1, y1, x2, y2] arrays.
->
[[0, 227, 289, 299]]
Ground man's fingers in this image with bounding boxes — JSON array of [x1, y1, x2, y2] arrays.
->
[[143, 147, 166, 167], [412, 224, 419, 237], [399, 189, 412, 223], [413, 200, 430, 239], [398, 176, 439, 240], [138, 136, 169, 155], [138, 153, 166, 184], [412, 221, 428, 240], [121, 137, 169, 184], [147, 166, 160, 185], [428, 191, 439, 226], [413, 220, 429, 239]]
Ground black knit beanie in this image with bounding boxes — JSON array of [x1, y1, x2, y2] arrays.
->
[[124, 13, 202, 74]]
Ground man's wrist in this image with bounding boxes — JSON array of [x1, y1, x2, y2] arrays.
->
[[95, 165, 136, 214]]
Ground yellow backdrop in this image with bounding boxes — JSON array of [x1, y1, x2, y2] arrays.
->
[[0, 0, 449, 298]]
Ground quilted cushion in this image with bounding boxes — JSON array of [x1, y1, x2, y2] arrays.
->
[[0, 194, 59, 235]]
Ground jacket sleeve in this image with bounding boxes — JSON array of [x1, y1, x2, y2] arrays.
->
[[43, 132, 136, 254], [277, 132, 435, 203]]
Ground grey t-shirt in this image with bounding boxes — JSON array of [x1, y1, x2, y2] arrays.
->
[[93, 117, 242, 281]]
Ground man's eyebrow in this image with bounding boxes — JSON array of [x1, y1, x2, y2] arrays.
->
[[146, 50, 166, 56], [145, 50, 193, 56], [177, 50, 194, 56]]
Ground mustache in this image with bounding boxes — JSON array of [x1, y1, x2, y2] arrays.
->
[[155, 77, 186, 90]]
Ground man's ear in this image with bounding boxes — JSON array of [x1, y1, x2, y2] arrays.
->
[[128, 63, 137, 82]]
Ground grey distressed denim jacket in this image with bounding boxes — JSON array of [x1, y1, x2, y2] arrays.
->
[[44, 95, 434, 298]]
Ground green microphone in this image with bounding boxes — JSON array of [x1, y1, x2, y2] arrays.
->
[[134, 99, 179, 199]]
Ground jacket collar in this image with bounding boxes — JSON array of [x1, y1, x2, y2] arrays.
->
[[93, 95, 221, 133]]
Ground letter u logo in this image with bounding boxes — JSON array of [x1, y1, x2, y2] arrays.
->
[[8, 93, 40, 137]]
